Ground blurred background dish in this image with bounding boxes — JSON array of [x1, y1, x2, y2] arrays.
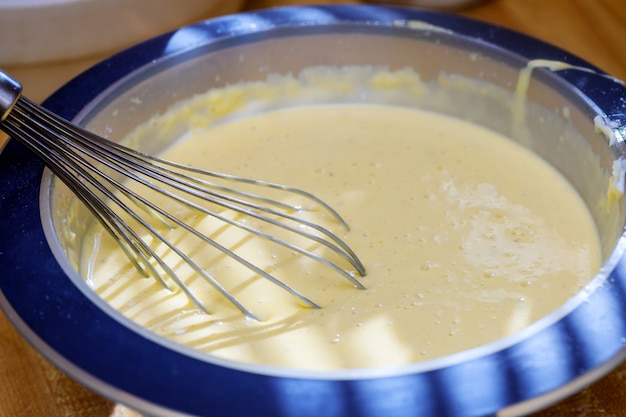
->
[[0, 0, 243, 100], [0, 0, 243, 65]]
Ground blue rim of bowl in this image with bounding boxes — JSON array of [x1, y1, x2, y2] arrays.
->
[[2, 5, 626, 417]]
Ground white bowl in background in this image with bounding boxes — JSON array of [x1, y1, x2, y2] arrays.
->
[[0, 0, 244, 65]]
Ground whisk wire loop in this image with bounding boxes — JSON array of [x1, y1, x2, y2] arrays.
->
[[7, 98, 322, 317], [3, 100, 174, 286], [16, 96, 366, 278], [0, 71, 366, 318]]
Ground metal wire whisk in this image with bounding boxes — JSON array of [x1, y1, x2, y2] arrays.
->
[[0, 70, 366, 320]]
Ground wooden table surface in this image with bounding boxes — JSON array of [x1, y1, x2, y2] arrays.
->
[[1, 0, 625, 416]]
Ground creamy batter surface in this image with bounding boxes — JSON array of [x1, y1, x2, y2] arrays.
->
[[80, 97, 600, 370]]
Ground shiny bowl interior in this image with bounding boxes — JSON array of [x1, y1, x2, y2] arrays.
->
[[54, 14, 625, 266], [2, 5, 626, 417]]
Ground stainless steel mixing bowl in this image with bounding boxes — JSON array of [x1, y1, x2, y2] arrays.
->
[[1, 5, 625, 417]]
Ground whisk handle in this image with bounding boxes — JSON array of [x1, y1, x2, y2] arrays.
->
[[0, 70, 22, 122]]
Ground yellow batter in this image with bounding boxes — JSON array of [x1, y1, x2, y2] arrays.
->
[[79, 70, 601, 370]]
